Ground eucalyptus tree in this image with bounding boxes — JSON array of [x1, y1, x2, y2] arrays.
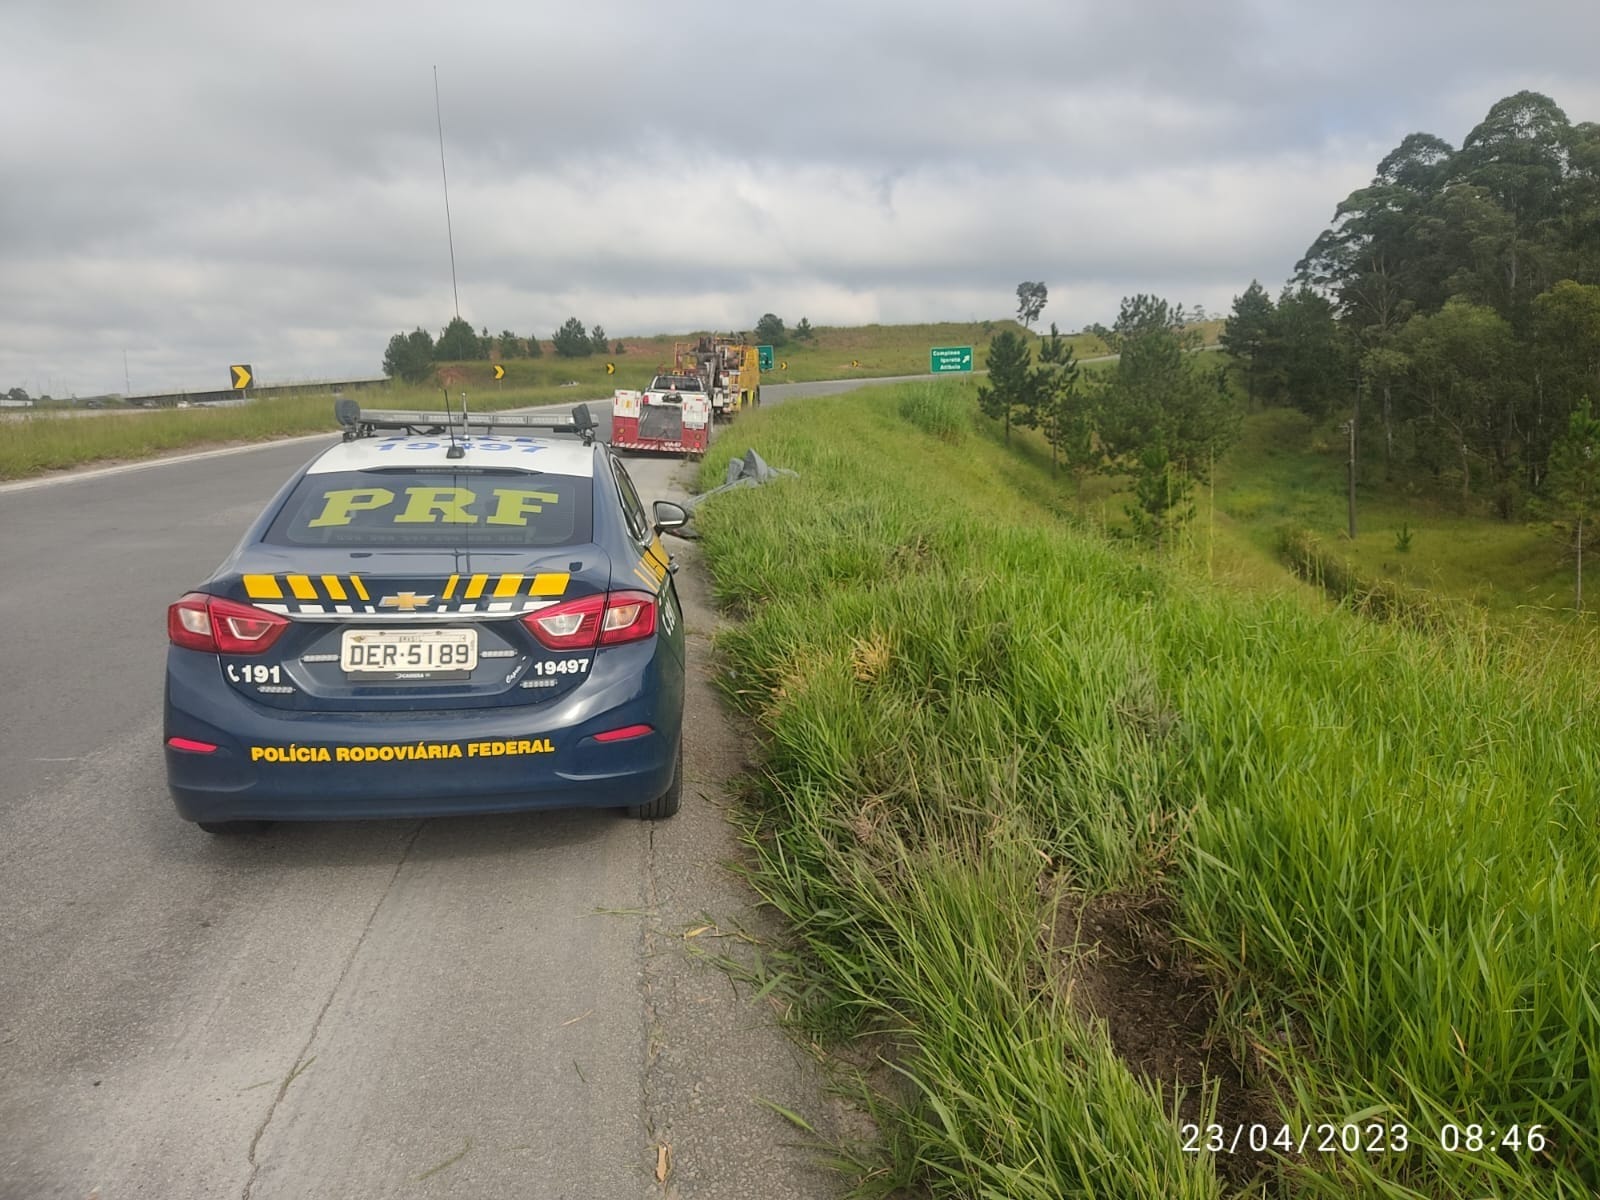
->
[[1015, 281, 1048, 331]]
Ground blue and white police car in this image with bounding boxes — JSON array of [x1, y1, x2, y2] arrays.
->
[[164, 401, 688, 833]]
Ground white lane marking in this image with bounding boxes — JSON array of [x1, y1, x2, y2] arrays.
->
[[0, 433, 338, 495]]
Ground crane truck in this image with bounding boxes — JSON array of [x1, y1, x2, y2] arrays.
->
[[674, 336, 760, 422]]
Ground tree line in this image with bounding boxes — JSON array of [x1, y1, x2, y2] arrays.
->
[[381, 316, 625, 383], [752, 313, 816, 346], [1222, 90, 1600, 522], [382, 310, 825, 384], [979, 285, 1238, 547]]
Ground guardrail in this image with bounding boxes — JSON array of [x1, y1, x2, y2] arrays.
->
[[124, 377, 390, 408]]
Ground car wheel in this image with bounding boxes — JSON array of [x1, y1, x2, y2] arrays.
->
[[627, 744, 681, 820], [197, 820, 272, 835]]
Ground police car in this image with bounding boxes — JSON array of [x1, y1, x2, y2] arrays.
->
[[164, 400, 688, 833]]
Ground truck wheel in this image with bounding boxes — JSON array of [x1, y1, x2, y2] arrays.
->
[[627, 744, 681, 820]]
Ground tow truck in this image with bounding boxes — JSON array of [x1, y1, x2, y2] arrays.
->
[[674, 337, 760, 422], [610, 373, 711, 457]]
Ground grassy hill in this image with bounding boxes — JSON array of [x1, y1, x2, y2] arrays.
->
[[464, 318, 1121, 391]]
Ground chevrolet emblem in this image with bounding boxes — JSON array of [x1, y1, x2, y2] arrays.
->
[[379, 592, 435, 611]]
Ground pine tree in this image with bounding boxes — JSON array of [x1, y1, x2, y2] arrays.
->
[[976, 331, 1033, 445]]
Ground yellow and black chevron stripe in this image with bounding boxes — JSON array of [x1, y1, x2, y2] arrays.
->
[[630, 537, 670, 592], [240, 572, 571, 616]]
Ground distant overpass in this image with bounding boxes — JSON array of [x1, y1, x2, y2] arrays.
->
[[125, 376, 389, 407]]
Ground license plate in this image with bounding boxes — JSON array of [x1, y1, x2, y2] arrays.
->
[[340, 628, 478, 678]]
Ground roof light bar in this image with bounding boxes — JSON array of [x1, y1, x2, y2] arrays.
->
[[335, 401, 596, 444]]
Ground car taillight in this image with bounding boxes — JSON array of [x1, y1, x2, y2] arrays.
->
[[523, 590, 657, 649], [167, 592, 289, 655], [524, 592, 604, 649], [597, 591, 656, 644]]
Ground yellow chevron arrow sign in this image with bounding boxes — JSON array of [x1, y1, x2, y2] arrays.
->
[[230, 364, 252, 390], [492, 364, 505, 380]]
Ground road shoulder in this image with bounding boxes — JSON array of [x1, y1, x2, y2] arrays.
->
[[637, 475, 852, 1198]]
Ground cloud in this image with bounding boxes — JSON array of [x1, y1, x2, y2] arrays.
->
[[1, 0, 1597, 394]]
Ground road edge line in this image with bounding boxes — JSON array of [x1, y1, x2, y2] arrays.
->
[[0, 433, 338, 495]]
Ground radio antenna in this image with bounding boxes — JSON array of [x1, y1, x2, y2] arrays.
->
[[433, 66, 461, 320], [443, 386, 465, 459]]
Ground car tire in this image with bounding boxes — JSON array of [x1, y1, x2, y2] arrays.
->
[[627, 743, 681, 820], [197, 820, 271, 835]]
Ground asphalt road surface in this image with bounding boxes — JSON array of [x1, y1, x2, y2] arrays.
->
[[0, 376, 907, 1199]]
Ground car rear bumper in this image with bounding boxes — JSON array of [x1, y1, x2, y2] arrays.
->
[[164, 644, 683, 823]]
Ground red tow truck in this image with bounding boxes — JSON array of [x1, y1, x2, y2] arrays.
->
[[610, 373, 712, 456]]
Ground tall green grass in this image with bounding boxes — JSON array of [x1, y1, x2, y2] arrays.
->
[[896, 382, 971, 442], [694, 382, 1599, 1197]]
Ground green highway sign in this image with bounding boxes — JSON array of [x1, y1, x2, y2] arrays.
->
[[929, 345, 973, 374], [758, 345, 774, 370]]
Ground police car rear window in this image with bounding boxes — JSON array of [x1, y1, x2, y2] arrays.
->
[[265, 469, 593, 549]]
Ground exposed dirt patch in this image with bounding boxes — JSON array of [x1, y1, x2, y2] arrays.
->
[[1054, 891, 1281, 1193]]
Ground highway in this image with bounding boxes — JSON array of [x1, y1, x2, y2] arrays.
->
[[0, 376, 918, 1199]]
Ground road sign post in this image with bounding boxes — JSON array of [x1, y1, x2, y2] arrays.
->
[[929, 346, 973, 374]]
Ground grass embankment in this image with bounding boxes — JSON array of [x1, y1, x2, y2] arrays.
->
[[693, 381, 1599, 1198], [0, 379, 610, 481]]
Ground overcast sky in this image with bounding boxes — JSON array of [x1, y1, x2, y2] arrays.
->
[[3, 0, 1597, 397]]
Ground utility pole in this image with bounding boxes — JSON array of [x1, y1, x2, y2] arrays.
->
[[1344, 362, 1362, 540]]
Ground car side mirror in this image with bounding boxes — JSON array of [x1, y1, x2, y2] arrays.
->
[[653, 500, 690, 535]]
